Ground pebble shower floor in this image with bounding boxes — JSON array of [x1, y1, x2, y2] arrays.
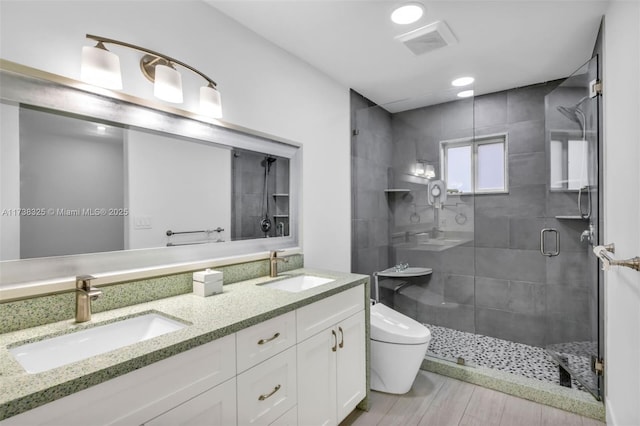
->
[[424, 324, 597, 394]]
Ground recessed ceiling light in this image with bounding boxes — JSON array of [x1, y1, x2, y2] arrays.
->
[[457, 90, 474, 98], [391, 3, 424, 25], [452, 77, 474, 87]]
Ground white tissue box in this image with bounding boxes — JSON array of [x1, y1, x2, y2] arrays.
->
[[193, 269, 223, 297]]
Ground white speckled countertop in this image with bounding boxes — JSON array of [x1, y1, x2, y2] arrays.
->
[[0, 268, 369, 420]]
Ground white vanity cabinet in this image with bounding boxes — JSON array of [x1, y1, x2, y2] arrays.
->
[[3, 284, 367, 426], [2, 334, 236, 426], [296, 285, 366, 426]]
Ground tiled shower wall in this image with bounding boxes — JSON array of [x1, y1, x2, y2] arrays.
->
[[352, 81, 594, 348]]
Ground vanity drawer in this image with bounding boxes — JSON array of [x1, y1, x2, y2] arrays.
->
[[236, 311, 296, 373], [296, 284, 364, 342], [237, 346, 297, 426]]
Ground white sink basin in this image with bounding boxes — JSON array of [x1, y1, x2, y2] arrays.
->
[[262, 275, 335, 293], [9, 312, 187, 374]]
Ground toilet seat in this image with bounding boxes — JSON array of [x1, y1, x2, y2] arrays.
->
[[370, 303, 431, 345]]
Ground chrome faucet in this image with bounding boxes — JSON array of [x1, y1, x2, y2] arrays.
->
[[269, 250, 288, 278], [75, 275, 102, 323]]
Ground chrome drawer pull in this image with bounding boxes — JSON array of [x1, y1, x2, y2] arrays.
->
[[258, 384, 281, 401], [331, 329, 337, 352], [338, 326, 344, 349], [257, 332, 280, 345]]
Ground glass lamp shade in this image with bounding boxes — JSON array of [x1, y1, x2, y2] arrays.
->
[[154, 64, 183, 103], [200, 85, 223, 118], [81, 45, 122, 90]]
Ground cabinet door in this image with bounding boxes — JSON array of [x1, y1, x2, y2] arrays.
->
[[237, 346, 297, 426], [336, 310, 366, 423], [297, 327, 337, 426], [143, 377, 236, 426]]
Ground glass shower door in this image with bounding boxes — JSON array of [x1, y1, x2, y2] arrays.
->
[[544, 55, 601, 399]]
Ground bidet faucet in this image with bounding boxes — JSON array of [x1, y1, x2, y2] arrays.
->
[[75, 275, 102, 323], [269, 250, 288, 278]]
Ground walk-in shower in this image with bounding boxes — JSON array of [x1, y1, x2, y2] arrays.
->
[[351, 55, 602, 400]]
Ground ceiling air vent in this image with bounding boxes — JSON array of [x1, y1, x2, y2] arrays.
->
[[395, 20, 458, 56]]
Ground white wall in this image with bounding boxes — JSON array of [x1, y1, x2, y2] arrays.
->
[[126, 129, 231, 249], [0, 0, 351, 272], [603, 2, 640, 425]]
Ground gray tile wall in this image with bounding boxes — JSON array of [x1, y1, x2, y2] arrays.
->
[[352, 80, 595, 349]]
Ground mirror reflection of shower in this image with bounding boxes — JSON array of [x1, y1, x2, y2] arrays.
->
[[230, 149, 290, 240], [260, 155, 277, 237], [556, 96, 591, 219]]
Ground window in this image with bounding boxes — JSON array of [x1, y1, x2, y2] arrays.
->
[[441, 134, 508, 194]]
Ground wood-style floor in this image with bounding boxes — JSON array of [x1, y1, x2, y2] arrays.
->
[[341, 371, 605, 426]]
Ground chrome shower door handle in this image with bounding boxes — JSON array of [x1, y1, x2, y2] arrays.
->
[[540, 228, 560, 257]]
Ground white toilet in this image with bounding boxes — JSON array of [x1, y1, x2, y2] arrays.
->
[[370, 302, 432, 394]]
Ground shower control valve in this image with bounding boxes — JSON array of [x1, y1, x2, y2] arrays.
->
[[580, 224, 595, 244]]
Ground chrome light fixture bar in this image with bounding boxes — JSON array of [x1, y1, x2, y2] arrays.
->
[[81, 34, 222, 118]]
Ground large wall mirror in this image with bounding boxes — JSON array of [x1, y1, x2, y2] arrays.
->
[[0, 60, 300, 288]]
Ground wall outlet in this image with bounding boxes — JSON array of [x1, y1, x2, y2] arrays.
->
[[134, 216, 152, 230]]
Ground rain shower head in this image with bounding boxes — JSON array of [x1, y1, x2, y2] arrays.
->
[[557, 96, 589, 145], [557, 105, 581, 124], [556, 96, 589, 125]]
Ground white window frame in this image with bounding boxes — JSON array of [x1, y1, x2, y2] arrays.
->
[[440, 133, 509, 195]]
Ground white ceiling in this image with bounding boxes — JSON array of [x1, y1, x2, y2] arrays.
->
[[206, 0, 608, 112]]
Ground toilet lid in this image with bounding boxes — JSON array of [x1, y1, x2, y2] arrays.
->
[[370, 303, 431, 344]]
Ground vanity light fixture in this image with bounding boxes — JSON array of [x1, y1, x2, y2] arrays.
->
[[451, 76, 474, 87], [81, 34, 222, 118], [391, 3, 424, 25], [457, 90, 474, 98]]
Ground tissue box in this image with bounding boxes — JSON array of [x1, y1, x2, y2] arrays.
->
[[193, 269, 223, 297]]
